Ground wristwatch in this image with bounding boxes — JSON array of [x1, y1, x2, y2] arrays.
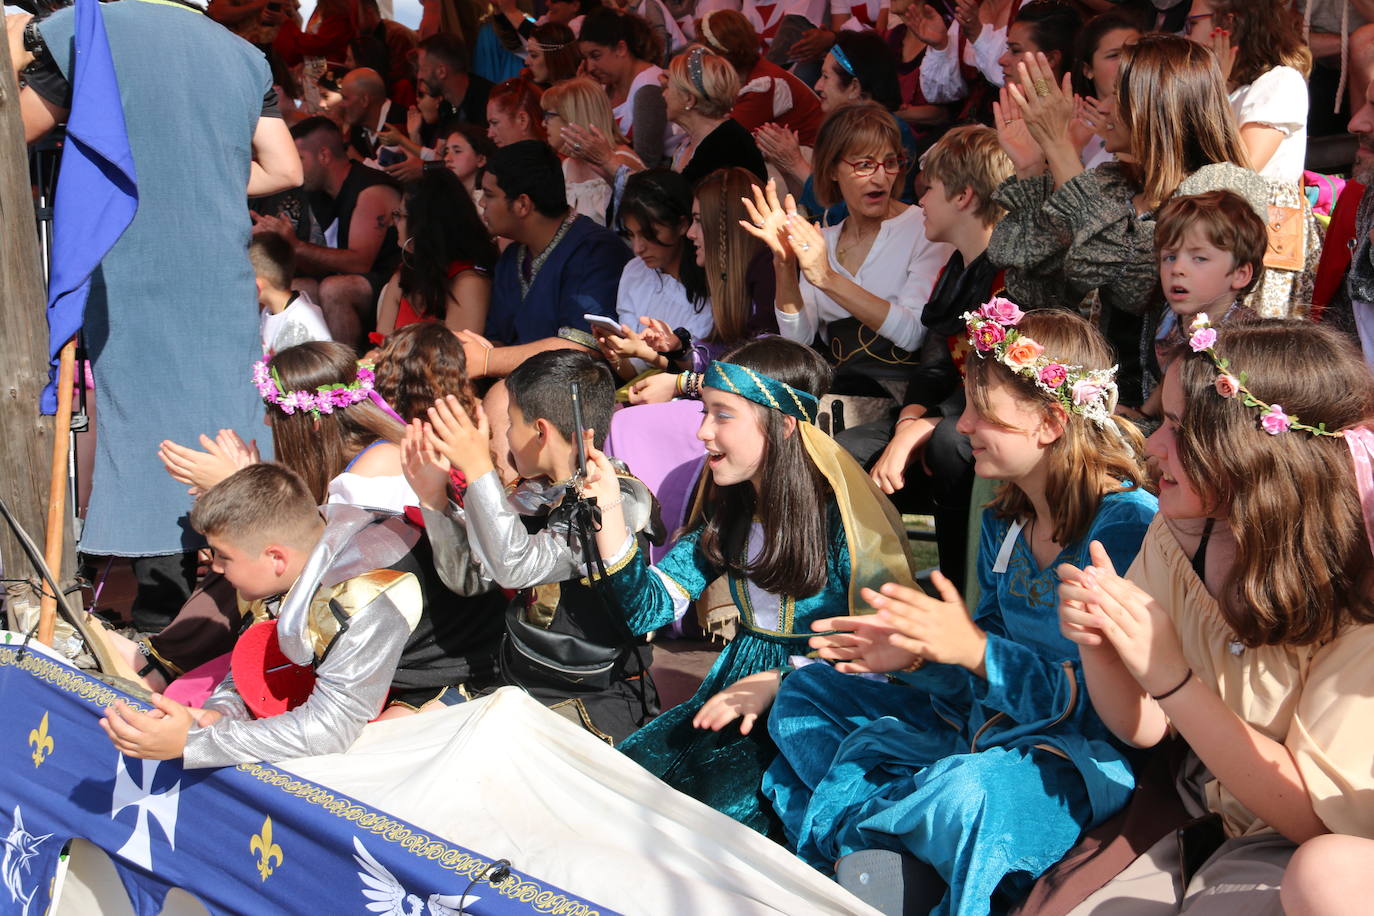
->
[[23, 20, 47, 59], [662, 327, 693, 363]]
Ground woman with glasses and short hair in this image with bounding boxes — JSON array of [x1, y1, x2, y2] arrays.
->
[[755, 30, 921, 218], [743, 101, 953, 398]]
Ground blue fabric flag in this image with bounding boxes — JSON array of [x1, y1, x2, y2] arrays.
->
[[39, 0, 139, 415], [0, 643, 613, 916]]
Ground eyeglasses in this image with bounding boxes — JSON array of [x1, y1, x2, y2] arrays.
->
[[842, 155, 908, 178], [1182, 11, 1213, 30]]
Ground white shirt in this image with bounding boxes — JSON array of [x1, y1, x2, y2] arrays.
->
[[611, 64, 685, 158], [919, 22, 1008, 103], [365, 99, 393, 144], [1081, 135, 1114, 170], [1229, 66, 1309, 185], [326, 472, 419, 513], [613, 65, 664, 140], [830, 0, 888, 29], [743, 0, 828, 43], [616, 257, 715, 345], [777, 205, 953, 351], [259, 290, 332, 355]]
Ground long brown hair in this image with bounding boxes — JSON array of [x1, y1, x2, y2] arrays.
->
[[528, 22, 582, 85], [696, 338, 834, 597], [1209, 0, 1311, 87], [1116, 34, 1249, 210], [267, 342, 404, 503], [694, 167, 764, 345], [373, 323, 478, 423], [1176, 321, 1374, 646], [966, 310, 1152, 546]]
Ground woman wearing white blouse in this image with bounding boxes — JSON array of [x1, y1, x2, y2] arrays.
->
[[597, 169, 714, 379], [743, 102, 952, 397], [1183, 0, 1311, 185]]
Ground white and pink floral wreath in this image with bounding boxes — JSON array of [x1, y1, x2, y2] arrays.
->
[[963, 298, 1119, 430]]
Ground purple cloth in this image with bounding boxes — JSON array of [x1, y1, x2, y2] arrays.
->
[[604, 400, 705, 563]]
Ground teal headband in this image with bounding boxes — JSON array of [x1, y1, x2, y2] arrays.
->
[[829, 44, 856, 77], [704, 361, 819, 423]]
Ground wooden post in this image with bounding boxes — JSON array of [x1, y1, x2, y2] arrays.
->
[[0, 32, 76, 598], [37, 339, 77, 645]]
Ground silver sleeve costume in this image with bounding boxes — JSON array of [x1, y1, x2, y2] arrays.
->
[[417, 500, 498, 598], [182, 594, 411, 768], [426, 470, 656, 590], [181, 505, 428, 769]]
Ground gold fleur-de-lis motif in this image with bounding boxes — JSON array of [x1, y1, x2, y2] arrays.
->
[[28, 712, 53, 768], [250, 816, 284, 881]]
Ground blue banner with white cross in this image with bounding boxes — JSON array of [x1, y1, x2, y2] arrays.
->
[[0, 645, 612, 916]]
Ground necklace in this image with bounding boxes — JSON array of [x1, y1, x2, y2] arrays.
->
[[836, 220, 880, 263], [518, 212, 576, 301]]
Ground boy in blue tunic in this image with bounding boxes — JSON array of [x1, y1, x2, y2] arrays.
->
[[763, 307, 1158, 915]]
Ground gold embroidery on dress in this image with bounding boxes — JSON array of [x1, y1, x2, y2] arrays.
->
[[829, 324, 915, 366]]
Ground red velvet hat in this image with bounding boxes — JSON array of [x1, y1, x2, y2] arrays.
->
[[230, 620, 317, 718]]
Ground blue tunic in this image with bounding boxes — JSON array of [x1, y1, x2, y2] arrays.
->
[[763, 487, 1158, 916], [485, 215, 630, 345], [41, 1, 271, 555], [604, 506, 852, 834]]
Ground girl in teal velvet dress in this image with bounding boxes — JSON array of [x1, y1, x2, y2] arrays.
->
[[762, 307, 1159, 916], [580, 337, 919, 834]]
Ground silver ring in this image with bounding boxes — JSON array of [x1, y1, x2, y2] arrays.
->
[[799, 242, 811, 251]]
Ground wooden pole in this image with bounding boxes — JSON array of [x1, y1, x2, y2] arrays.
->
[[37, 339, 77, 646], [0, 29, 74, 596]]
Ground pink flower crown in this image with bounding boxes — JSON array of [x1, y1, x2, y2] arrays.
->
[[963, 298, 1119, 429], [1186, 314, 1341, 438], [251, 358, 377, 419]]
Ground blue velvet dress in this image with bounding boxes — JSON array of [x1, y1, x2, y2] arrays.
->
[[763, 487, 1158, 916], [605, 505, 852, 834]]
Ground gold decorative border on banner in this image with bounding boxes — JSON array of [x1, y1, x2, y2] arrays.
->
[[0, 647, 147, 713], [236, 764, 603, 916]]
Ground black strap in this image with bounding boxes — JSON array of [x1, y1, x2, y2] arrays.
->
[[568, 487, 654, 722], [1190, 517, 1215, 582]]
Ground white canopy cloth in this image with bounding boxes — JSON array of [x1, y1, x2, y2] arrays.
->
[[284, 687, 881, 915]]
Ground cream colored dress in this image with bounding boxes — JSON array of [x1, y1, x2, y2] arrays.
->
[[1069, 517, 1374, 913]]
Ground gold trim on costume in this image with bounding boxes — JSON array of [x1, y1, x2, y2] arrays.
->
[[308, 570, 423, 659], [139, 638, 186, 678], [1042, 660, 1079, 730], [969, 711, 1007, 753], [579, 539, 639, 585]]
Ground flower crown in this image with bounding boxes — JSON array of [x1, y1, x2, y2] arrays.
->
[[1186, 314, 1342, 437], [963, 298, 1119, 428], [251, 359, 376, 419]]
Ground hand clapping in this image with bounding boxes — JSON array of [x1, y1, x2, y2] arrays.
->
[[1056, 540, 1191, 697], [425, 395, 494, 480]]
